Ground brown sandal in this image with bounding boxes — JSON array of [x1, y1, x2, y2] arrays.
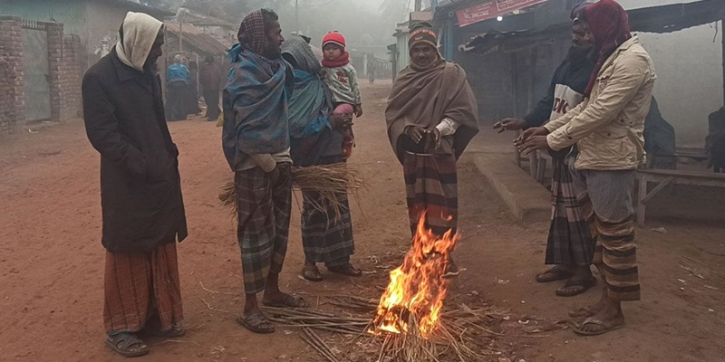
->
[[236, 311, 275, 334], [327, 264, 362, 277]]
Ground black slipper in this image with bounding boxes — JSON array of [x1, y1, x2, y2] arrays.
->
[[556, 277, 597, 297]]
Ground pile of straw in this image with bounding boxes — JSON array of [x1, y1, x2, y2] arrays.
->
[[219, 163, 368, 221], [267, 295, 510, 362]]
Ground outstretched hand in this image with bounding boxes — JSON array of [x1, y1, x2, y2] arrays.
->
[[493, 118, 527, 133]]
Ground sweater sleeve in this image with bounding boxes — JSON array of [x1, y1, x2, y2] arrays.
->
[[347, 65, 362, 105], [523, 80, 556, 128]]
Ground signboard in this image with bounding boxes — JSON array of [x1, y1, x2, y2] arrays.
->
[[456, 0, 548, 27]]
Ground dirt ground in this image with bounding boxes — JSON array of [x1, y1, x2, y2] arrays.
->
[[1, 82, 724, 361]]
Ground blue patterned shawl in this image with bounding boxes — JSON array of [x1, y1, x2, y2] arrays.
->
[[222, 45, 292, 170]]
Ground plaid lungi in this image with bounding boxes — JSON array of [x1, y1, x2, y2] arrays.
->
[[235, 164, 292, 295], [302, 157, 355, 267], [545, 156, 595, 266], [570, 162, 640, 302], [404, 151, 458, 236], [104, 242, 184, 335]]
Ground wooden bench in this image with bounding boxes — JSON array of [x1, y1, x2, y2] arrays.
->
[[635, 168, 725, 226]]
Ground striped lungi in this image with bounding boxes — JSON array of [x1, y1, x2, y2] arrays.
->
[[104, 242, 184, 335], [404, 151, 458, 236], [570, 162, 640, 302], [235, 164, 292, 295], [301, 157, 355, 267], [545, 156, 595, 266]]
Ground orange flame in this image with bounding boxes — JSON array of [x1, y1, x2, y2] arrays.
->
[[371, 213, 459, 338]]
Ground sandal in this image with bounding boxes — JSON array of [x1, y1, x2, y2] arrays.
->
[[556, 277, 597, 297], [535, 267, 574, 283], [105, 333, 149, 358], [327, 264, 362, 277], [148, 323, 186, 338], [262, 293, 310, 308], [236, 311, 275, 334], [302, 264, 323, 282], [572, 316, 625, 336]]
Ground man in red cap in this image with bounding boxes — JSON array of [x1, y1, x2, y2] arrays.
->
[[519, 0, 656, 336]]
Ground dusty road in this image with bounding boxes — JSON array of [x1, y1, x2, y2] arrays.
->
[[1, 82, 724, 361]]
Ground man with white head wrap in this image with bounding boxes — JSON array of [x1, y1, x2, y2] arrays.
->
[[82, 12, 188, 357]]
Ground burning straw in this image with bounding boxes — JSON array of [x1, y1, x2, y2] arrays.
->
[[219, 163, 368, 221], [268, 216, 501, 362]]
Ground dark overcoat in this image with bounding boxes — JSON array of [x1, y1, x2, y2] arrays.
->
[[82, 49, 188, 254]]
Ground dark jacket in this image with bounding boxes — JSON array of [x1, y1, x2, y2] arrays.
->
[[200, 62, 223, 90], [523, 50, 595, 128], [82, 49, 188, 254]]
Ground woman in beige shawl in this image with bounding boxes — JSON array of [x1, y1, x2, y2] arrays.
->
[[385, 22, 479, 272]]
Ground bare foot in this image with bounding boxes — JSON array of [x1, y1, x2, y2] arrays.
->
[[572, 303, 625, 336], [569, 286, 608, 320]]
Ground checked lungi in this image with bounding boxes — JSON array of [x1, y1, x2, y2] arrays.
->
[[404, 152, 458, 237], [235, 164, 292, 295], [570, 161, 641, 302], [302, 156, 355, 267], [545, 156, 595, 267], [104, 242, 184, 335]]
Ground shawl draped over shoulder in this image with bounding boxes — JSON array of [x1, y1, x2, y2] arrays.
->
[[385, 61, 479, 164]]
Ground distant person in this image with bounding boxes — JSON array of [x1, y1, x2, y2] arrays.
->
[[495, 3, 597, 297], [165, 54, 191, 121], [321, 31, 362, 158], [186, 59, 202, 116], [519, 0, 656, 336], [200, 55, 223, 121], [368, 59, 376, 84], [644, 97, 676, 169], [223, 9, 309, 335], [707, 106, 725, 172], [82, 12, 188, 357], [385, 22, 479, 274]]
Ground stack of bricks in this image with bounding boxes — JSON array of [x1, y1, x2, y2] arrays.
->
[[0, 17, 25, 136]]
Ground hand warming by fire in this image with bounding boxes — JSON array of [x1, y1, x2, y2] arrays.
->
[[371, 213, 459, 339]]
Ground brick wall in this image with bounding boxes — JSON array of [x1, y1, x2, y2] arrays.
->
[[59, 35, 82, 121], [47, 23, 82, 123], [0, 17, 25, 136]]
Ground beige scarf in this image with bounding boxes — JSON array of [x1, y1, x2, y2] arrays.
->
[[116, 12, 163, 71]]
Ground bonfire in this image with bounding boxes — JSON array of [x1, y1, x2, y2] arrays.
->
[[367, 214, 484, 362]]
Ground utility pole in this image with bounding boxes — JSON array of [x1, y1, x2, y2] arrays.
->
[[295, 0, 299, 34], [414, 0, 422, 12]]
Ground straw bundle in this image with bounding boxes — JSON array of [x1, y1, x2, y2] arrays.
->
[[219, 163, 368, 221]]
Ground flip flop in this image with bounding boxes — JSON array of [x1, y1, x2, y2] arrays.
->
[[556, 277, 597, 297], [572, 316, 625, 336], [236, 312, 275, 334], [535, 267, 575, 283], [262, 293, 310, 308], [302, 265, 323, 282], [105, 333, 149, 358], [327, 264, 362, 277]]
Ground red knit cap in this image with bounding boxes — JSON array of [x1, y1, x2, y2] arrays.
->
[[322, 31, 346, 50]]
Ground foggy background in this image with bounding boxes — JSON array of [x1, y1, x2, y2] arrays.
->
[[619, 0, 723, 147], [125, 0, 725, 146]]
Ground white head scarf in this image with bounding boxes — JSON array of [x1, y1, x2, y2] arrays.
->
[[116, 12, 163, 72]]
